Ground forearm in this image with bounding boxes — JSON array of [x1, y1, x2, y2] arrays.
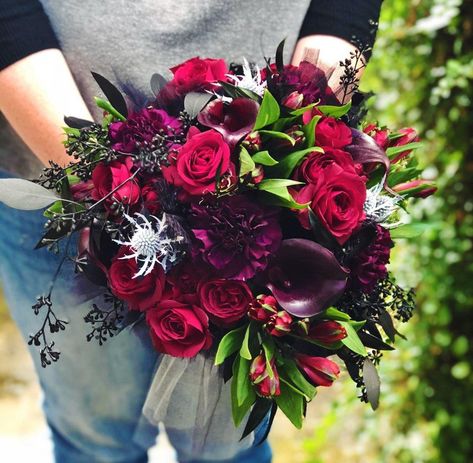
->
[[0, 49, 92, 167]]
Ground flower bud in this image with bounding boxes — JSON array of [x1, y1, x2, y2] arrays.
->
[[266, 310, 293, 337], [295, 354, 340, 387], [363, 123, 389, 150], [393, 179, 437, 198], [242, 131, 262, 153], [249, 354, 281, 397], [389, 127, 419, 164], [309, 320, 347, 344], [250, 165, 265, 185], [248, 294, 277, 323], [282, 91, 304, 110]]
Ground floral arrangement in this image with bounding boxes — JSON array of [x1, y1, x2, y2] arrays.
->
[[0, 42, 436, 437]]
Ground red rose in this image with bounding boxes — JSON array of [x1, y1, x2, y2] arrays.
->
[[170, 57, 228, 95], [108, 247, 165, 311], [162, 129, 233, 196], [304, 115, 352, 149], [294, 164, 366, 245], [146, 299, 212, 357], [91, 158, 140, 212], [198, 279, 253, 327], [295, 148, 363, 187]]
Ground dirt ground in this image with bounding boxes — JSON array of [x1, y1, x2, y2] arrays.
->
[[0, 290, 323, 463]]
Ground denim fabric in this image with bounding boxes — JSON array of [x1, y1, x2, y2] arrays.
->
[[0, 170, 272, 462]]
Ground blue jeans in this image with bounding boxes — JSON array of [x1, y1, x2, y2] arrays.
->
[[0, 170, 272, 463]]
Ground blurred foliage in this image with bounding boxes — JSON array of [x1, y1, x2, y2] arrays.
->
[[303, 1, 473, 462]]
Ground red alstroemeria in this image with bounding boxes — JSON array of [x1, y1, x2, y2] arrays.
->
[[248, 294, 278, 323], [296, 354, 340, 387], [249, 354, 281, 397], [309, 320, 347, 344], [266, 310, 293, 337]]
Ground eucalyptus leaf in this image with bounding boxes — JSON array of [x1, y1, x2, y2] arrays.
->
[[184, 92, 213, 119], [363, 358, 381, 410], [0, 179, 59, 210]]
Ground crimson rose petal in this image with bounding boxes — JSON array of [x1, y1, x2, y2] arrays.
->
[[266, 239, 348, 317]]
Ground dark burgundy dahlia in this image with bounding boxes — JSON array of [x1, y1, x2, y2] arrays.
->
[[109, 108, 181, 153], [350, 225, 394, 293], [189, 195, 282, 280]]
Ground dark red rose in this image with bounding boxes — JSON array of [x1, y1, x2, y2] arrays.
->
[[295, 148, 363, 187], [166, 259, 210, 298], [146, 299, 212, 357], [108, 246, 165, 311], [170, 57, 228, 95], [91, 158, 140, 212], [309, 320, 347, 344], [198, 278, 253, 327], [162, 129, 233, 196], [141, 182, 161, 215], [296, 354, 340, 387], [70, 180, 94, 201], [294, 164, 366, 244], [313, 117, 352, 149]]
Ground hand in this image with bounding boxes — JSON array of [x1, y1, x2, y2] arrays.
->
[[291, 35, 366, 103]]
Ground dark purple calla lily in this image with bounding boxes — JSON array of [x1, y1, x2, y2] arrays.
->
[[197, 97, 259, 149], [345, 128, 390, 177], [266, 239, 349, 317]]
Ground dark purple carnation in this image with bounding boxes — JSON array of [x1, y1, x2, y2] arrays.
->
[[270, 61, 338, 106], [109, 108, 181, 153], [189, 195, 282, 281], [351, 225, 394, 293]]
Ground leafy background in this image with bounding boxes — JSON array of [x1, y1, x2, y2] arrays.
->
[[0, 0, 472, 461]]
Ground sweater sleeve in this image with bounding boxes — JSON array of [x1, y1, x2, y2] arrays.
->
[[0, 0, 59, 71], [299, 0, 383, 60]]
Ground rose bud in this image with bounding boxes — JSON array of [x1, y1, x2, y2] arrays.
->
[[282, 91, 304, 110], [266, 310, 293, 337], [242, 131, 262, 153], [309, 320, 347, 344], [392, 179, 437, 198], [248, 294, 278, 323], [389, 127, 419, 164], [296, 354, 340, 387], [249, 354, 281, 397], [363, 123, 389, 150]]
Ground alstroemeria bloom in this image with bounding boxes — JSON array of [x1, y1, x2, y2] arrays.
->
[[296, 354, 340, 387]]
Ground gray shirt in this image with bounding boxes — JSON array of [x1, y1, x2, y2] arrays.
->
[[0, 0, 312, 178]]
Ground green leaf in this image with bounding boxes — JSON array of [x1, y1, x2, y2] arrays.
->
[[317, 101, 352, 118], [254, 90, 280, 130], [267, 147, 323, 178], [258, 179, 302, 189], [215, 325, 247, 365], [289, 102, 317, 116], [262, 338, 276, 379], [257, 179, 306, 210], [386, 142, 423, 158], [63, 127, 81, 137], [239, 146, 256, 177], [94, 97, 126, 121], [258, 130, 295, 145], [44, 200, 65, 219], [303, 115, 321, 148], [387, 167, 422, 187], [350, 320, 366, 331], [389, 222, 434, 239], [252, 150, 279, 166], [272, 116, 299, 132], [340, 321, 367, 356], [275, 381, 305, 429], [322, 307, 351, 321], [240, 324, 253, 360], [279, 358, 317, 400], [258, 190, 309, 210], [231, 356, 256, 426]]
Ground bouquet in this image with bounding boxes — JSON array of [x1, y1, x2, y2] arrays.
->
[[0, 41, 436, 446]]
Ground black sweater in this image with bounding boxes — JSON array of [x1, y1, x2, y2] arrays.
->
[[0, 0, 382, 71]]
